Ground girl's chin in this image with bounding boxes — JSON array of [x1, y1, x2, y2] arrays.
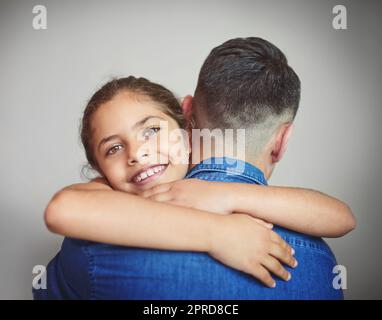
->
[[134, 180, 160, 191]]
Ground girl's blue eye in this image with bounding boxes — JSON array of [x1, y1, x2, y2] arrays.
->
[[143, 126, 160, 139], [106, 145, 123, 156]]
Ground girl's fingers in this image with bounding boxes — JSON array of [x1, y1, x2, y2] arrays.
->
[[270, 232, 290, 252], [251, 265, 276, 288], [251, 218, 273, 229], [262, 256, 291, 282], [141, 183, 173, 198], [148, 192, 173, 203], [268, 242, 297, 269]]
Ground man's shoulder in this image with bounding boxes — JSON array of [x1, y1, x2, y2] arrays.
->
[[52, 237, 131, 298], [61, 238, 216, 273], [38, 238, 93, 299], [54, 237, 92, 298]]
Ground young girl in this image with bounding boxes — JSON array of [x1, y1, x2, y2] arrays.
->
[[45, 76, 355, 288]]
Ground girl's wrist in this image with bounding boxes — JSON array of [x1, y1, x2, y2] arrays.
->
[[227, 183, 263, 217], [219, 182, 239, 213], [182, 206, 226, 253], [206, 214, 227, 253]]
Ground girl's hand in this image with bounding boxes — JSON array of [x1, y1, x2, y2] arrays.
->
[[141, 179, 236, 215], [141, 179, 273, 228], [209, 213, 297, 288]]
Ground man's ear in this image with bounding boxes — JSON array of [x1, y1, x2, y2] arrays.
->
[[181, 95, 194, 149], [181, 95, 193, 122], [271, 123, 294, 163]]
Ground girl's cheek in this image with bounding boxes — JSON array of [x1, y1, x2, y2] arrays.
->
[[138, 139, 163, 164], [107, 164, 126, 182], [169, 163, 189, 181], [168, 139, 190, 166]]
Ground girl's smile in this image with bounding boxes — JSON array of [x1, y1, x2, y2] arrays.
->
[[130, 163, 168, 186], [91, 91, 189, 194]]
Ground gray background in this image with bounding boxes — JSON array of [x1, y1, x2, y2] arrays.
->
[[0, 0, 381, 299]]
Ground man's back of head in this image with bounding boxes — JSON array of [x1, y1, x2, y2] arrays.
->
[[192, 37, 301, 164]]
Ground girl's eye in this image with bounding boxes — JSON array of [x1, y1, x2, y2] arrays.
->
[[143, 126, 160, 139], [106, 145, 123, 156]]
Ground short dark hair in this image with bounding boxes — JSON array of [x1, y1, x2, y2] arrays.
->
[[193, 37, 301, 129]]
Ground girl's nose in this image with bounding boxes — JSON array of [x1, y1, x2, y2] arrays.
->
[[127, 143, 149, 166], [127, 157, 137, 166], [127, 153, 148, 166]]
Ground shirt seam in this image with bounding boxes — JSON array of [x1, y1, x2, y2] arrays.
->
[[187, 168, 266, 185], [83, 244, 96, 300], [283, 237, 337, 264]]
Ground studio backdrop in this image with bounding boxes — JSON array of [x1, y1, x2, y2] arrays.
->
[[0, 0, 381, 299]]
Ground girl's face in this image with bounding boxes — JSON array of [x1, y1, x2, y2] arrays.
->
[[91, 91, 189, 194]]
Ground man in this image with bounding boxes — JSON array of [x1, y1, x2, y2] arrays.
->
[[34, 37, 343, 299]]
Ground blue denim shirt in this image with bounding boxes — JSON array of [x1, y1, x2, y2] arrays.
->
[[34, 157, 343, 299]]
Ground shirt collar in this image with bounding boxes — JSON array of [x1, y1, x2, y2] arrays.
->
[[186, 157, 268, 186]]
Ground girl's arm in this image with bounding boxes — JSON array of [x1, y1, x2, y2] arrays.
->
[[44, 179, 296, 287], [228, 183, 356, 237], [142, 179, 356, 238]]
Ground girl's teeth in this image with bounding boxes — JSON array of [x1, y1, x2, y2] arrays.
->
[[134, 165, 166, 183]]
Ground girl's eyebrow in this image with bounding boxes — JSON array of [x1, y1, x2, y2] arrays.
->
[[97, 116, 166, 152], [98, 134, 120, 152], [132, 115, 166, 130]]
